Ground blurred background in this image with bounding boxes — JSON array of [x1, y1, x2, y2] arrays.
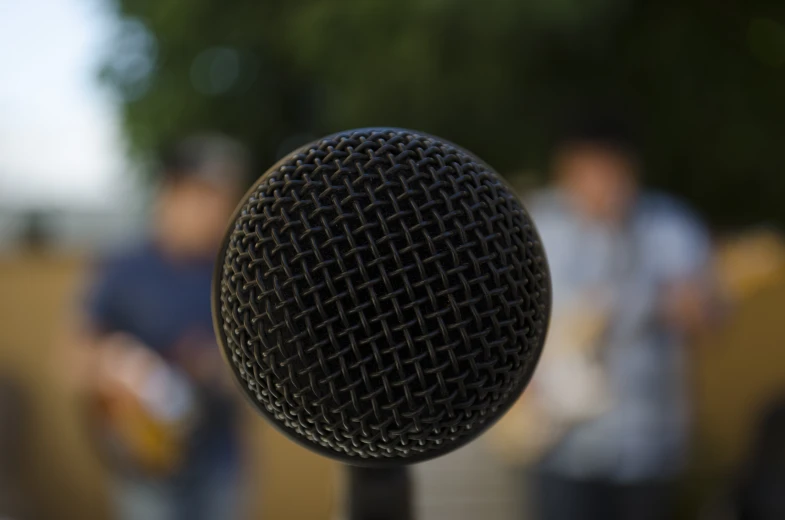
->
[[2, 0, 785, 519]]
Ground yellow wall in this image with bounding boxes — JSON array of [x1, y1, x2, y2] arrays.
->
[[1, 251, 784, 518], [693, 279, 785, 472], [0, 252, 335, 520], [0, 253, 110, 519]]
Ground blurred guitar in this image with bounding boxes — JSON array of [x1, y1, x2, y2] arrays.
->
[[88, 334, 199, 476], [490, 300, 614, 465]]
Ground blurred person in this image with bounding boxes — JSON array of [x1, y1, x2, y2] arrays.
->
[[519, 116, 716, 520], [65, 135, 249, 520]]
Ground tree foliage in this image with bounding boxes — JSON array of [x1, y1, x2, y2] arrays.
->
[[101, 0, 785, 228]]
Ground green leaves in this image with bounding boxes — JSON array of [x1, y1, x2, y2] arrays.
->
[[102, 0, 785, 227]]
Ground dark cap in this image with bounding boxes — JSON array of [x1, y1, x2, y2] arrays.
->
[[159, 133, 250, 189], [553, 111, 640, 159]]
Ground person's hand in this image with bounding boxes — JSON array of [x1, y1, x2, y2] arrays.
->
[[170, 329, 233, 392], [94, 333, 162, 396], [660, 280, 713, 337]]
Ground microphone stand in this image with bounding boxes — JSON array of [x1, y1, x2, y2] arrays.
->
[[347, 466, 412, 520]]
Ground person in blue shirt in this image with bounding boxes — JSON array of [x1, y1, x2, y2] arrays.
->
[[68, 134, 249, 520], [524, 116, 718, 520]]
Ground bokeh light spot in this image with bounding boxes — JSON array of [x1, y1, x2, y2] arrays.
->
[[190, 47, 241, 95]]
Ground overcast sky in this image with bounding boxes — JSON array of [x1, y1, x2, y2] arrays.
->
[[0, 0, 138, 211]]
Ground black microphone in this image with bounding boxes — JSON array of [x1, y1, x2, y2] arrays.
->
[[211, 128, 551, 468]]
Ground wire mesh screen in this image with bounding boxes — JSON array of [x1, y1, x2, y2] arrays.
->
[[213, 128, 550, 464]]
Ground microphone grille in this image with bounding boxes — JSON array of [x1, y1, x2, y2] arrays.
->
[[213, 128, 550, 465]]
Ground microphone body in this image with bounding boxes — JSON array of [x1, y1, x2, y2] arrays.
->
[[211, 128, 551, 467], [347, 465, 412, 520]]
